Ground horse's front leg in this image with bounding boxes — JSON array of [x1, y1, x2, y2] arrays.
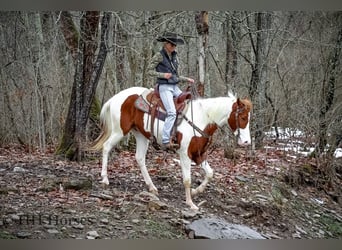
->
[[133, 131, 158, 194], [179, 153, 199, 210], [191, 160, 214, 196]]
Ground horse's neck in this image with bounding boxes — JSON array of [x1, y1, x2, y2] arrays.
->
[[192, 97, 234, 126]]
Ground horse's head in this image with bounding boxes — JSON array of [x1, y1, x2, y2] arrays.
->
[[228, 98, 253, 146]]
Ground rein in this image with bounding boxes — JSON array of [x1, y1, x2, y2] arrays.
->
[[182, 87, 246, 143], [182, 84, 211, 139], [183, 114, 211, 138]]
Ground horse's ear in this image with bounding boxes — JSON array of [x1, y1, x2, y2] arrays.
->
[[237, 98, 243, 107]]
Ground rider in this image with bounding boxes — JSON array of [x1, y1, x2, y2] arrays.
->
[[148, 32, 195, 151]]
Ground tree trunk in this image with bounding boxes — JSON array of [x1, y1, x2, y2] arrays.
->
[[113, 13, 127, 90], [315, 22, 342, 156], [58, 11, 79, 61], [56, 11, 110, 161], [195, 11, 209, 97], [224, 11, 239, 93], [248, 12, 272, 149]]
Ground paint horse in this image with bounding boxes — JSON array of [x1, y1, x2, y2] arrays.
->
[[91, 87, 252, 210]]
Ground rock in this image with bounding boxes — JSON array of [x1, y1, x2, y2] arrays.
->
[[87, 230, 100, 239], [254, 194, 270, 202], [90, 192, 114, 201], [291, 189, 298, 197], [186, 217, 265, 239], [188, 230, 195, 239], [10, 214, 20, 221], [47, 229, 59, 234], [181, 209, 201, 219], [292, 232, 301, 238], [148, 200, 168, 210], [100, 218, 109, 224], [132, 219, 140, 224], [64, 209, 77, 214], [63, 178, 92, 190], [235, 176, 249, 182], [16, 231, 32, 238], [73, 223, 85, 230], [295, 225, 307, 235], [13, 167, 26, 173]]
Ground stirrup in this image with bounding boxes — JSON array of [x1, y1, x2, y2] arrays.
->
[[161, 142, 179, 153], [150, 136, 161, 150]]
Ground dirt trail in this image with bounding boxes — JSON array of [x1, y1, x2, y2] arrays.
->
[[0, 145, 341, 239]]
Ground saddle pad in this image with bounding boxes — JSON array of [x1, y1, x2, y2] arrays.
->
[[134, 89, 153, 113], [134, 95, 150, 113], [135, 97, 168, 121]]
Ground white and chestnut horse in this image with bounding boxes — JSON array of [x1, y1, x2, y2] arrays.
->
[[91, 86, 252, 210]]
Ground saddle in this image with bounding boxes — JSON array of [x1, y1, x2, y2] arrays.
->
[[134, 86, 192, 148]]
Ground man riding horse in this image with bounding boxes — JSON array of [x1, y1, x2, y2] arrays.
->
[[147, 32, 195, 151]]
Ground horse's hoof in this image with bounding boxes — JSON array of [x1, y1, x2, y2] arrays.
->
[[149, 188, 159, 195], [191, 188, 198, 196], [190, 205, 199, 210], [100, 177, 109, 185], [186, 201, 199, 210]]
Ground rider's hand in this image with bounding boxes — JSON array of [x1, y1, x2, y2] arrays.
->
[[164, 73, 172, 79], [188, 78, 195, 84]]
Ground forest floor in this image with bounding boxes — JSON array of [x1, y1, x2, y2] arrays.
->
[[0, 139, 341, 239]]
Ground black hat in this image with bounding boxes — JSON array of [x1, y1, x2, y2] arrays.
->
[[156, 32, 185, 45]]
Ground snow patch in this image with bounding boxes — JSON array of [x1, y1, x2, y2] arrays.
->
[[265, 127, 341, 158]]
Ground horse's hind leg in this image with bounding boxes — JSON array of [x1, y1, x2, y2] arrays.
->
[[101, 133, 123, 185], [191, 160, 214, 196], [132, 131, 158, 194]]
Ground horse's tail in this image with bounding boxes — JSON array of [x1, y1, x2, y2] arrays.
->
[[88, 101, 112, 151]]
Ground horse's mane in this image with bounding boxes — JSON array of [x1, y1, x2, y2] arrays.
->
[[192, 91, 252, 112], [227, 91, 237, 100]]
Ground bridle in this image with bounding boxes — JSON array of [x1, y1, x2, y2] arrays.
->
[[227, 102, 249, 142]]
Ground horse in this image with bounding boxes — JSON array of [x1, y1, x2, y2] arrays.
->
[[90, 86, 252, 210]]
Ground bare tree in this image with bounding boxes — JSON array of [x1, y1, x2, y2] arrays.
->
[[315, 13, 342, 156], [56, 11, 111, 160], [224, 11, 240, 93], [245, 11, 273, 149], [195, 11, 209, 96], [1, 11, 342, 167]]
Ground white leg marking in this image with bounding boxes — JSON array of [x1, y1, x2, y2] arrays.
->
[[180, 153, 199, 210], [133, 131, 158, 194], [191, 161, 213, 196], [101, 134, 122, 185]]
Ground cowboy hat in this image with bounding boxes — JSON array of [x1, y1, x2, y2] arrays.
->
[[156, 32, 185, 45]]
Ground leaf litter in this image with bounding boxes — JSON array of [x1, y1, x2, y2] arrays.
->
[[0, 139, 341, 239]]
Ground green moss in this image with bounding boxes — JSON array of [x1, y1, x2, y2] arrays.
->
[[0, 231, 17, 239], [90, 97, 101, 121], [319, 214, 342, 237]]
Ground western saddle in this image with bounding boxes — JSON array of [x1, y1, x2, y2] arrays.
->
[[135, 86, 192, 149]]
